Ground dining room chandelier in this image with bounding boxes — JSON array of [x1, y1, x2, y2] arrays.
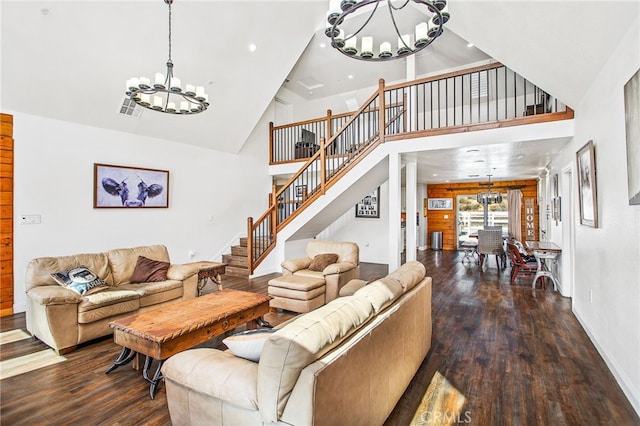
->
[[477, 174, 503, 204], [325, 0, 450, 61], [125, 0, 208, 115]]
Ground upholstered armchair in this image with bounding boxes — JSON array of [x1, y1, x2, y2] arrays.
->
[[280, 240, 360, 302]]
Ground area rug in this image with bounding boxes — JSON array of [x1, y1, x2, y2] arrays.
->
[[409, 371, 467, 426], [0, 330, 67, 380]]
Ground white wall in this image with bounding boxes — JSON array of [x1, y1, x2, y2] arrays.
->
[[11, 112, 272, 313], [565, 16, 640, 413], [316, 181, 390, 264]]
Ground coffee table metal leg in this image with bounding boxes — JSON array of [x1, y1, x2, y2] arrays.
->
[[256, 317, 273, 328], [105, 347, 136, 374], [142, 355, 165, 399]]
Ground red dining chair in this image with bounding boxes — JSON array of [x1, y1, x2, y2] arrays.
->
[[506, 242, 538, 285]]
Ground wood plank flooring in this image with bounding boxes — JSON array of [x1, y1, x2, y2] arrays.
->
[[1, 251, 637, 425]]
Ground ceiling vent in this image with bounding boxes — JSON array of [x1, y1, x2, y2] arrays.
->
[[344, 96, 359, 111], [118, 97, 142, 118], [297, 76, 324, 91]]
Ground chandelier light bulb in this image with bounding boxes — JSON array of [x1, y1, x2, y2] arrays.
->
[[325, 0, 450, 62], [125, 0, 208, 115]]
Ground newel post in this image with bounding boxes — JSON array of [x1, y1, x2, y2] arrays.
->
[[269, 121, 274, 164], [378, 79, 386, 142], [247, 217, 254, 275]]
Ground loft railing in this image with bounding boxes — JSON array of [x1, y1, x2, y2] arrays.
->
[[248, 63, 573, 273]]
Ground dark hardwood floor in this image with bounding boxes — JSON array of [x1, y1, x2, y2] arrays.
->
[[1, 251, 637, 425]]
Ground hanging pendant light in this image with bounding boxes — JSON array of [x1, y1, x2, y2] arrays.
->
[[125, 0, 209, 115], [477, 174, 503, 204]]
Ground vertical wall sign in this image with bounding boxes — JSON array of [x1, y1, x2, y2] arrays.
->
[[525, 198, 536, 240]]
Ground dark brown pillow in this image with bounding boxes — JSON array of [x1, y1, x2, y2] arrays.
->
[[308, 253, 339, 272], [130, 256, 170, 283]]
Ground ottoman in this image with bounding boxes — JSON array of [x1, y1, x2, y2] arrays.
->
[[268, 275, 326, 313]]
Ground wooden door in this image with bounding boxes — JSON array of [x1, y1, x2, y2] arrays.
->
[[0, 113, 13, 316]]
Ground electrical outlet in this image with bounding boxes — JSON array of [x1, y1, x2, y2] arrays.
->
[[19, 214, 41, 225], [188, 250, 196, 259]]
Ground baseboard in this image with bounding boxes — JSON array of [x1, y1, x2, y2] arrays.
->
[[573, 305, 640, 416]]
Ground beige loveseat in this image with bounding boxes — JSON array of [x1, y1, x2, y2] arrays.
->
[[25, 244, 204, 354], [162, 261, 432, 425]]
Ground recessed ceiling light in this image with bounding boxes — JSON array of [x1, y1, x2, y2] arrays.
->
[[248, 43, 257, 52], [348, 75, 354, 79], [474, 159, 485, 163], [432, 173, 438, 176], [319, 42, 326, 48], [466, 149, 479, 153], [516, 154, 524, 160], [467, 42, 474, 48], [468, 174, 480, 177]]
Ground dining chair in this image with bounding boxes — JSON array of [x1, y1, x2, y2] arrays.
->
[[506, 242, 538, 285], [477, 230, 506, 269]]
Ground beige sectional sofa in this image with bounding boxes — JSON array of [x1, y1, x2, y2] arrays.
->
[[25, 244, 204, 354], [162, 260, 432, 425]]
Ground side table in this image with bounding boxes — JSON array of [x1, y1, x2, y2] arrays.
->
[[197, 263, 226, 296]]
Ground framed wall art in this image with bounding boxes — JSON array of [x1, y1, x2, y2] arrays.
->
[[427, 198, 453, 210], [94, 163, 169, 208], [355, 187, 380, 218], [624, 68, 640, 205], [576, 141, 598, 227]]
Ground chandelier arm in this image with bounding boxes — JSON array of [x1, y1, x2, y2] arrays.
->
[[339, 0, 381, 42], [389, 0, 411, 11], [387, 0, 408, 49]]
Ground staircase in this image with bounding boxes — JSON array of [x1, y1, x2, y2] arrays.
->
[[222, 237, 250, 277], [234, 63, 574, 276]]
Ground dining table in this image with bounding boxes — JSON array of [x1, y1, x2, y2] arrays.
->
[[526, 241, 561, 290]]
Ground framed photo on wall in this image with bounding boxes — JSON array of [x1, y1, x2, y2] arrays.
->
[[427, 198, 453, 210], [576, 141, 598, 227], [624, 68, 640, 205], [355, 187, 380, 218], [94, 163, 169, 208]]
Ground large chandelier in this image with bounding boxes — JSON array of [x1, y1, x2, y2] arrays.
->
[[325, 0, 450, 61], [477, 175, 503, 204], [125, 0, 208, 115]]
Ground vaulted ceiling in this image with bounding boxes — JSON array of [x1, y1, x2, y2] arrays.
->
[[2, 1, 638, 182]]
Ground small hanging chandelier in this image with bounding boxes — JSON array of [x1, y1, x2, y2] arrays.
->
[[125, 0, 208, 115], [325, 0, 450, 61], [477, 174, 503, 204]]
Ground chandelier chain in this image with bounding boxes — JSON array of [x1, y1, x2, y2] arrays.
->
[[168, 0, 172, 63]]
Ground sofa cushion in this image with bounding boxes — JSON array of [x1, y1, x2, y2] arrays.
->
[[130, 256, 170, 283], [353, 279, 399, 313], [25, 252, 112, 291], [77, 289, 140, 324], [308, 253, 339, 272], [107, 245, 170, 285], [118, 280, 183, 307], [257, 296, 374, 422], [386, 260, 426, 292], [223, 329, 276, 362], [50, 266, 108, 295]]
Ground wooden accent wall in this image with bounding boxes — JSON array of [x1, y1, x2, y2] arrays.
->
[[426, 180, 538, 250], [1, 114, 13, 316]]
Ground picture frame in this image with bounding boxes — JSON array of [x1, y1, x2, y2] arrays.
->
[[624, 68, 640, 205], [427, 198, 453, 210], [355, 187, 380, 218], [94, 163, 169, 208], [295, 184, 307, 199], [576, 141, 598, 227]]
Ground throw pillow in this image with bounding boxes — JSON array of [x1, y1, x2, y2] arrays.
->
[[308, 253, 339, 272], [223, 328, 276, 362], [130, 256, 170, 283], [51, 266, 107, 295]]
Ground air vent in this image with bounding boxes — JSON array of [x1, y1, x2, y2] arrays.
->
[[471, 72, 488, 99], [118, 98, 142, 118]]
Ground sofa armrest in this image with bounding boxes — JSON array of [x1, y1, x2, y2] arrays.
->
[[166, 263, 202, 281], [26, 285, 83, 305], [323, 262, 357, 276], [281, 258, 312, 274], [161, 348, 259, 411]]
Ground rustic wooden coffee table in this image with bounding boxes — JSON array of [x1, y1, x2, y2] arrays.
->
[[106, 289, 271, 398]]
